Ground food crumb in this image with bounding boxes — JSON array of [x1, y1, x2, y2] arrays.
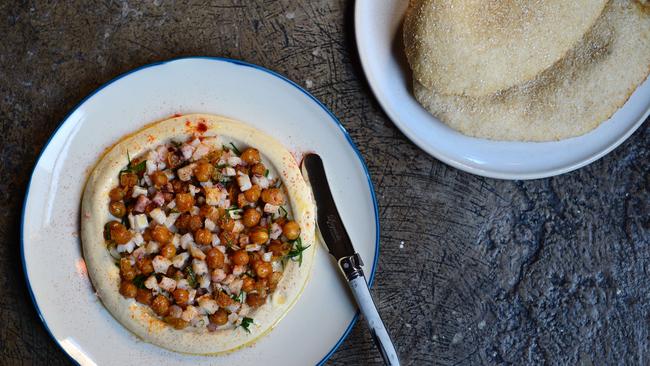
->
[[399, 241, 404, 249], [305, 79, 314, 88], [478, 320, 486, 330]]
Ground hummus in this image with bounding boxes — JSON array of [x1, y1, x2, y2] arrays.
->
[[81, 114, 316, 354]]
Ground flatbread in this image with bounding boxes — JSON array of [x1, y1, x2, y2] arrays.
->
[[404, 0, 608, 96], [81, 114, 316, 354], [414, 0, 650, 141]]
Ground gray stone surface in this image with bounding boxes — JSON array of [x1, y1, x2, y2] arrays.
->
[[1, 1, 648, 365]]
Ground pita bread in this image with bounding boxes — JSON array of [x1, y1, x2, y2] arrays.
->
[[414, 0, 650, 141], [404, 0, 608, 96]]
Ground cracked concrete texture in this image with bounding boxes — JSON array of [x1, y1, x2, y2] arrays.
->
[[1, 1, 649, 365]]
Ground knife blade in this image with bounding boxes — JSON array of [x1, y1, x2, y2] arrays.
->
[[301, 153, 400, 366]]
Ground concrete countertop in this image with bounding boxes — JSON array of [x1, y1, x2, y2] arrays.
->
[[2, 1, 648, 365]]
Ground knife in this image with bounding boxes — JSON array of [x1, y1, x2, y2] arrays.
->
[[301, 153, 400, 366]]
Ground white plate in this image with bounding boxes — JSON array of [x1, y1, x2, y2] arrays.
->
[[355, 0, 650, 179], [21, 57, 379, 366]]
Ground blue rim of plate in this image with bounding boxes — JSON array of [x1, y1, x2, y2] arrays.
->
[[20, 56, 381, 366]]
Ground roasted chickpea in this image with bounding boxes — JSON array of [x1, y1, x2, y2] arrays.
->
[[150, 170, 168, 188], [141, 228, 152, 242], [242, 276, 256, 292], [119, 172, 138, 188], [231, 250, 250, 266], [152, 295, 171, 316], [241, 148, 261, 165], [119, 281, 137, 298], [250, 228, 269, 245], [227, 184, 239, 203], [255, 262, 272, 278], [194, 161, 214, 182], [261, 188, 284, 205], [165, 317, 189, 329], [237, 193, 248, 209], [268, 271, 282, 291], [109, 187, 125, 202], [249, 252, 263, 265], [235, 165, 250, 176], [200, 205, 220, 222], [175, 193, 194, 212], [242, 208, 261, 228], [188, 215, 203, 232], [205, 149, 223, 164], [206, 248, 225, 269], [160, 244, 176, 259], [136, 288, 153, 305], [219, 231, 237, 247], [109, 201, 127, 218], [246, 293, 266, 308], [218, 216, 235, 232], [167, 153, 183, 170], [209, 309, 228, 326], [195, 228, 212, 245], [244, 184, 261, 202], [136, 257, 154, 276], [151, 225, 172, 243], [282, 220, 301, 241], [267, 241, 291, 257], [172, 288, 189, 306], [144, 202, 156, 215], [251, 163, 266, 176], [110, 222, 132, 244], [216, 291, 235, 307], [175, 213, 191, 231], [120, 258, 136, 281], [171, 180, 186, 193], [255, 278, 268, 291]]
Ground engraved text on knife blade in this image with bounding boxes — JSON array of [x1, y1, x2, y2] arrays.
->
[[326, 214, 342, 242]]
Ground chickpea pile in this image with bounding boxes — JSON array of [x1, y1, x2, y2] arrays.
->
[[104, 138, 303, 331]]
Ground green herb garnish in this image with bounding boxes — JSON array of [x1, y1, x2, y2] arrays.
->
[[226, 206, 243, 219], [240, 317, 254, 333], [130, 160, 146, 174], [104, 222, 113, 241], [286, 237, 310, 266], [184, 266, 197, 288], [223, 143, 241, 156], [230, 291, 245, 303], [229, 142, 241, 156], [278, 206, 288, 218], [120, 150, 147, 175], [121, 215, 130, 229], [264, 169, 269, 177], [133, 274, 147, 289]]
